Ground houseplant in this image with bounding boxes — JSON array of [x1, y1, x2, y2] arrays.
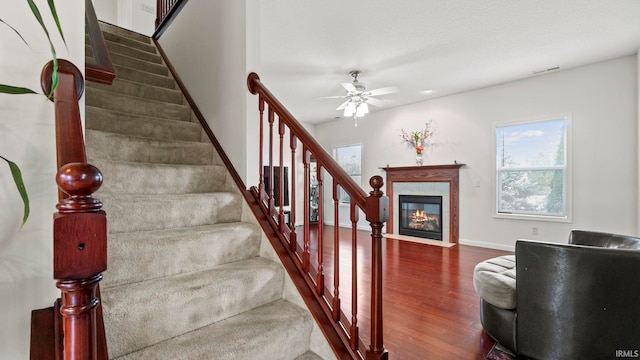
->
[[1, 0, 66, 226], [401, 120, 435, 165]]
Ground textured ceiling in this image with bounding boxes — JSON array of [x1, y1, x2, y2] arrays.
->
[[257, 0, 640, 124]]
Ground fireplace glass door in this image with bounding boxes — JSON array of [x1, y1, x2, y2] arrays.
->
[[398, 195, 443, 240]]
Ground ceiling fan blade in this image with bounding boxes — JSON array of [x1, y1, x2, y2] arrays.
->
[[341, 82, 357, 93], [320, 95, 347, 99], [365, 97, 387, 107], [336, 100, 350, 110], [366, 86, 399, 97]]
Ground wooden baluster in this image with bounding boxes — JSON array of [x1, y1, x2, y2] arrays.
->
[[267, 107, 275, 214], [278, 118, 286, 231], [332, 180, 341, 321], [365, 176, 388, 360], [350, 202, 360, 350], [258, 95, 265, 199], [316, 164, 325, 295], [289, 134, 298, 252], [302, 148, 311, 272]]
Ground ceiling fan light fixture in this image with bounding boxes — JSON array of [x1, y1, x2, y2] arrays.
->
[[344, 102, 357, 116], [328, 70, 399, 123], [356, 102, 368, 117]]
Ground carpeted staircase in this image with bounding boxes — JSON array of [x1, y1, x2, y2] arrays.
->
[[85, 22, 327, 360]]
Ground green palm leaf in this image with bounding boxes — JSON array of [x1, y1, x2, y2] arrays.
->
[[47, 0, 66, 50], [0, 156, 30, 227], [0, 18, 31, 48], [0, 84, 38, 95], [27, 0, 58, 99]]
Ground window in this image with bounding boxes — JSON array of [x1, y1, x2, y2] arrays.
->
[[494, 115, 570, 221], [333, 144, 362, 203]]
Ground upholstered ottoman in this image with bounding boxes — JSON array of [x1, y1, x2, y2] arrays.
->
[[473, 255, 517, 351], [473, 255, 516, 309]]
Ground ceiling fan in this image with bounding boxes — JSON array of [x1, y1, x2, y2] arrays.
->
[[324, 70, 399, 126]]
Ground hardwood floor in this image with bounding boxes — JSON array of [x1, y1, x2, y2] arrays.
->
[[306, 225, 511, 360]]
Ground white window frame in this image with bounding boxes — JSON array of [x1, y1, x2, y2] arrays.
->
[[492, 113, 572, 223], [333, 143, 362, 204]]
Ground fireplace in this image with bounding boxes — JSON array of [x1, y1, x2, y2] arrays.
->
[[398, 195, 443, 240]]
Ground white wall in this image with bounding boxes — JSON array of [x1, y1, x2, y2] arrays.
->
[[315, 56, 638, 251], [0, 1, 84, 357], [92, 0, 117, 25], [131, 0, 156, 36], [158, 0, 252, 184], [93, 0, 155, 36]]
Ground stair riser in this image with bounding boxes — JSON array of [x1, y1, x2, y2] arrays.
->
[[86, 77, 183, 104], [86, 130, 214, 165], [86, 89, 190, 121], [86, 107, 201, 141], [104, 40, 162, 64], [100, 193, 242, 233], [93, 161, 226, 194], [115, 300, 314, 360], [114, 65, 176, 88], [102, 31, 157, 53], [85, 109, 200, 142], [103, 223, 261, 288], [99, 22, 150, 44], [86, 47, 167, 76], [103, 259, 284, 358]]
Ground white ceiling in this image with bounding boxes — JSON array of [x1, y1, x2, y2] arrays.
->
[[257, 0, 640, 124]]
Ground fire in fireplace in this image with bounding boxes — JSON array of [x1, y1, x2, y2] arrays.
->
[[398, 195, 443, 240]]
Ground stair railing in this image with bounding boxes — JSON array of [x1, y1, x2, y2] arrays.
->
[[154, 0, 186, 37], [85, 0, 115, 85], [247, 73, 389, 360], [30, 3, 113, 359]]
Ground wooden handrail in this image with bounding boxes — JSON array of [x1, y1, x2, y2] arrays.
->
[[247, 73, 389, 360], [85, 0, 115, 85], [154, 0, 188, 39], [247, 73, 369, 210]]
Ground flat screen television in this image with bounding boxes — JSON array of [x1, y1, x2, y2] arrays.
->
[[263, 166, 289, 207]]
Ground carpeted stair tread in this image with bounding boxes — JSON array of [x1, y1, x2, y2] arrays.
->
[[101, 38, 162, 64], [86, 130, 214, 165], [100, 31, 157, 53], [86, 106, 201, 141], [103, 257, 285, 358], [113, 299, 314, 360], [99, 22, 150, 44], [86, 77, 183, 104], [86, 47, 168, 76], [91, 160, 227, 194], [113, 64, 176, 88], [103, 223, 261, 288], [100, 192, 242, 233], [87, 87, 189, 120]]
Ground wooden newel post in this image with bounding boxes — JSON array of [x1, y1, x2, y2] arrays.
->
[[44, 59, 108, 360], [54, 163, 107, 360], [365, 175, 389, 360]]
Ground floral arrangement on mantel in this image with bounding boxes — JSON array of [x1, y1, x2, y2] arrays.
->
[[400, 120, 435, 165]]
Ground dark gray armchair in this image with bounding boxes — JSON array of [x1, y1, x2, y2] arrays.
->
[[477, 230, 640, 360]]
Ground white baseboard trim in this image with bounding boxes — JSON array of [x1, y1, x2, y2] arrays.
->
[[323, 220, 371, 232], [459, 238, 514, 252]]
